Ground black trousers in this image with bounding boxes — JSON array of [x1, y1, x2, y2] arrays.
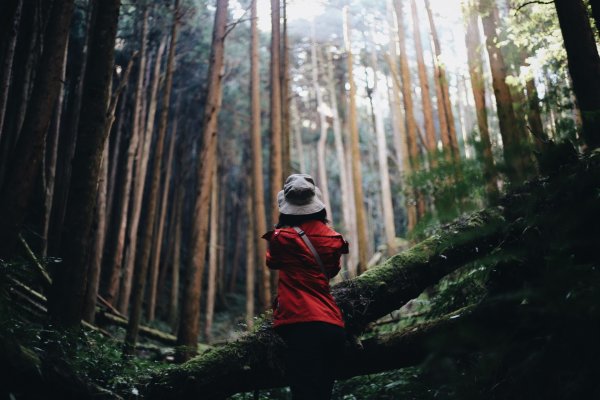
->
[[276, 321, 345, 400]]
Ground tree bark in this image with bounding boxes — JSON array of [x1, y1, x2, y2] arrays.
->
[[280, 0, 291, 178], [410, 0, 437, 164], [48, 0, 120, 328], [245, 189, 256, 329], [554, 0, 600, 150], [0, 0, 75, 256], [177, 0, 228, 362], [103, 8, 149, 305], [343, 6, 369, 274], [168, 184, 183, 329], [463, 1, 499, 203], [119, 38, 166, 315]]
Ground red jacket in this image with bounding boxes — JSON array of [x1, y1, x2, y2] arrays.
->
[[262, 220, 349, 328]]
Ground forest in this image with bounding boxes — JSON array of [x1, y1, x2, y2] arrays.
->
[[0, 0, 599, 398]]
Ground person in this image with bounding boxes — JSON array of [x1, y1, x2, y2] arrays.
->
[[262, 173, 349, 400]]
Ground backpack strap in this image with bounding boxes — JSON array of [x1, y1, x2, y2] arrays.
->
[[293, 226, 329, 280]]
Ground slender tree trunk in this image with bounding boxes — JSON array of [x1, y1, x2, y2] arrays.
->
[[119, 39, 166, 315], [464, 1, 499, 202], [177, 0, 228, 362], [291, 97, 306, 172], [48, 0, 120, 328], [267, 0, 282, 303], [343, 6, 369, 274], [424, 0, 460, 164], [554, 0, 600, 150], [519, 51, 547, 151], [104, 8, 148, 305], [168, 184, 183, 329], [479, 0, 531, 184], [368, 39, 396, 255], [0, 0, 23, 141], [42, 40, 68, 257], [82, 142, 109, 323], [205, 169, 219, 343], [249, 0, 270, 312], [146, 0, 180, 323], [393, 0, 425, 218], [325, 50, 353, 245], [311, 27, 332, 215], [245, 191, 256, 330], [0, 0, 74, 256], [410, 0, 437, 164], [280, 0, 291, 178]]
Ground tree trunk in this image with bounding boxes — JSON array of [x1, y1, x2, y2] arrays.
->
[[205, 169, 219, 343], [410, 0, 437, 164], [0, 0, 22, 142], [82, 142, 109, 324], [368, 39, 397, 255], [245, 188, 256, 330], [249, 0, 270, 313], [343, 6, 369, 274], [48, 0, 120, 328], [554, 0, 600, 150], [42, 39, 68, 257], [463, 1, 499, 203], [325, 49, 354, 269], [267, 0, 282, 305], [147, 0, 180, 323], [0, 0, 74, 256], [103, 8, 148, 305], [311, 28, 332, 215], [176, 0, 228, 362], [168, 184, 183, 329], [393, 0, 425, 219], [280, 0, 291, 178], [119, 38, 166, 315], [424, 0, 460, 165], [479, 0, 531, 184]]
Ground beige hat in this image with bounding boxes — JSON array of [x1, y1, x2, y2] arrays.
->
[[277, 174, 325, 215]]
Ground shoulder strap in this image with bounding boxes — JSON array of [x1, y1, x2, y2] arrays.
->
[[293, 226, 329, 280]]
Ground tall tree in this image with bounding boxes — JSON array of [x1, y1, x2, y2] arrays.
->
[[205, 169, 219, 343], [250, 0, 270, 312], [311, 26, 332, 215], [410, 0, 437, 163], [125, 1, 180, 352], [479, 0, 532, 184], [267, 0, 282, 306], [343, 6, 369, 273], [554, 0, 600, 149], [394, 0, 425, 218], [424, 0, 460, 164], [177, 0, 229, 362], [48, 0, 120, 328], [104, 8, 149, 305], [0, 0, 75, 256], [463, 0, 499, 202], [245, 192, 256, 329], [119, 38, 166, 314], [281, 0, 291, 178]]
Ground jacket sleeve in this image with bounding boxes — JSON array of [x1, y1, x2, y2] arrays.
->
[[325, 236, 349, 278], [262, 231, 286, 270]]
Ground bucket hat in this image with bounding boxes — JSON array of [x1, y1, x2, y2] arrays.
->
[[277, 174, 325, 215]]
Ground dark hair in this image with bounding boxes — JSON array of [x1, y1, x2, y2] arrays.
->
[[276, 209, 329, 228]]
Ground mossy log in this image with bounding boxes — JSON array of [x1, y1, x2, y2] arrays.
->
[[142, 207, 507, 399]]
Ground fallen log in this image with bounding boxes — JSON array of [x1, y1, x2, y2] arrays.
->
[[141, 207, 507, 399]]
